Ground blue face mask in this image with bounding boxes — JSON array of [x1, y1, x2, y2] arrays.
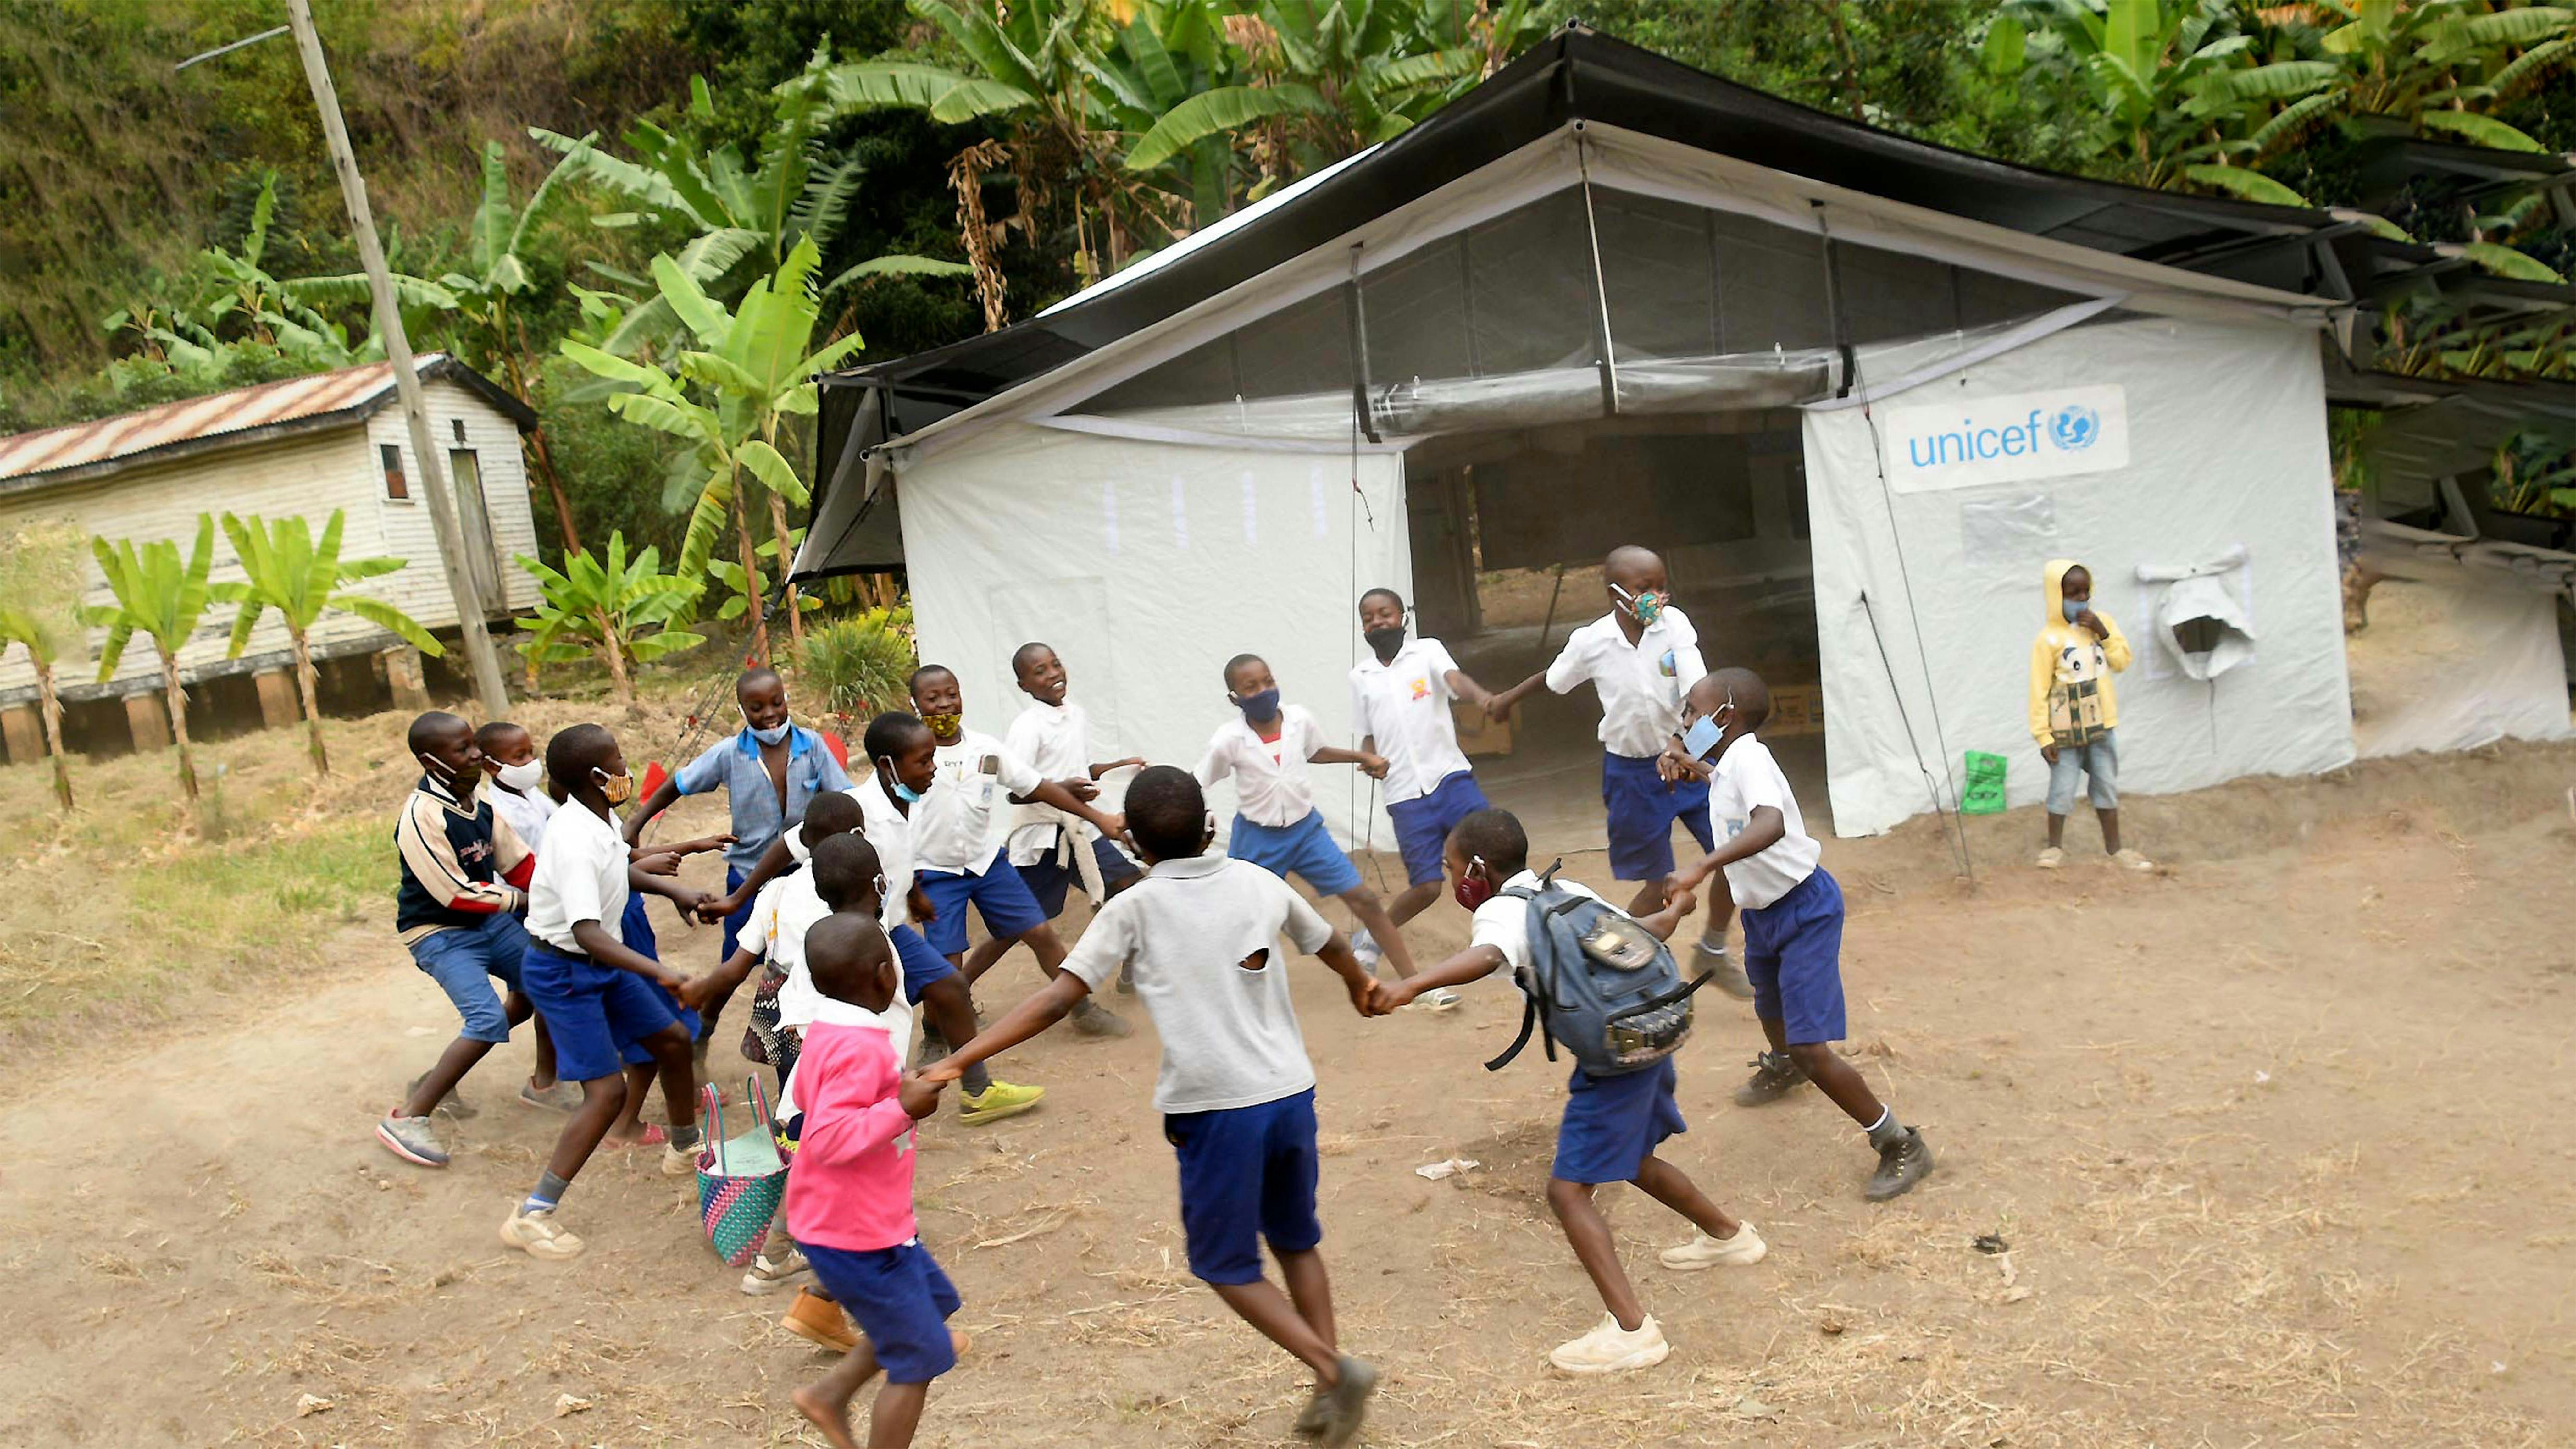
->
[[878, 756, 923, 803], [2062, 597, 2087, 623], [749, 723, 791, 746], [1235, 687, 1282, 722]]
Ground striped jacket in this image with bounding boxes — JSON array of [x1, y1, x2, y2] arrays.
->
[[395, 773, 536, 946]]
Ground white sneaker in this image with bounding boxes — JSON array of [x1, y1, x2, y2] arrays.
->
[[1548, 1313, 1670, 1374], [2112, 848, 2156, 872], [1348, 927, 1384, 971], [740, 1245, 812, 1296], [498, 1204, 585, 1261], [2035, 846, 2066, 870], [1659, 1223, 1767, 1271], [1423, 987, 1461, 1012]]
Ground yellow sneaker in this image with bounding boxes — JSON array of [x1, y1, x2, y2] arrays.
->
[[959, 1080, 1046, 1126], [498, 1204, 585, 1261]]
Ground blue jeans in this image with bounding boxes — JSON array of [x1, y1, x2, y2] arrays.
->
[[407, 912, 530, 1044], [2046, 729, 2119, 814]]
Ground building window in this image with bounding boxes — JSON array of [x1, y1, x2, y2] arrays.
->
[[450, 418, 466, 445], [380, 443, 409, 500]]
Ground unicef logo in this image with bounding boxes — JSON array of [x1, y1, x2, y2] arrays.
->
[[2049, 405, 2102, 451]]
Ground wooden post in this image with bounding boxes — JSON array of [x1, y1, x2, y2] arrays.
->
[[1, 703, 40, 765], [253, 667, 301, 730], [384, 645, 431, 712], [124, 692, 172, 753]]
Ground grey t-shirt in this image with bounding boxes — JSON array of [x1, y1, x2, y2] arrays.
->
[[1060, 854, 1335, 1114]]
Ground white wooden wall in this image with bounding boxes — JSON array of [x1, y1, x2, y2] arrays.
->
[[0, 382, 539, 700]]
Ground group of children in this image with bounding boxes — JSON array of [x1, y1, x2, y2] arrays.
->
[[376, 543, 1951, 1446]]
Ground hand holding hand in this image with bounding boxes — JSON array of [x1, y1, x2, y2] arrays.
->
[[1359, 752, 1390, 781], [696, 893, 741, 925], [1059, 777, 1101, 802], [1484, 695, 1516, 724], [676, 972, 718, 1012], [1667, 886, 1699, 921], [918, 1058, 966, 1086], [897, 1073, 948, 1119], [1097, 811, 1126, 839]]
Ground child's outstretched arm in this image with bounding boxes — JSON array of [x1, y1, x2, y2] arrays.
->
[[1483, 669, 1549, 722], [700, 834, 793, 922], [1666, 806, 1786, 899], [1022, 777, 1123, 838], [1306, 742, 1390, 778], [621, 777, 686, 846], [1442, 667, 1499, 714], [919, 971, 1091, 1084], [1635, 885, 1698, 941], [1379, 944, 1507, 1011], [1312, 933, 1389, 1016], [679, 943, 764, 1012], [571, 917, 685, 991]]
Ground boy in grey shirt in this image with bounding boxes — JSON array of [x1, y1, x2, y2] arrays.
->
[[925, 766, 1385, 1445]]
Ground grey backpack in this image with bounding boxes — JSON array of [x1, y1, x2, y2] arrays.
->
[[1485, 863, 1712, 1078]]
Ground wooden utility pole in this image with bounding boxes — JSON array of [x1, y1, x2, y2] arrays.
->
[[280, 0, 510, 718]]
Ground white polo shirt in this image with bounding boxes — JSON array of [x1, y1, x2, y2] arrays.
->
[[848, 774, 918, 934], [737, 870, 834, 1028], [1349, 636, 1473, 803], [1545, 608, 1709, 759], [1004, 699, 1097, 866], [1196, 705, 1325, 828], [912, 730, 1043, 876], [1468, 870, 1608, 975], [526, 801, 630, 954], [1061, 854, 1335, 1114], [487, 784, 558, 853], [1703, 733, 1820, 910]]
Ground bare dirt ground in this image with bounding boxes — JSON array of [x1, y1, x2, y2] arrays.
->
[[4, 733, 2574, 1448]]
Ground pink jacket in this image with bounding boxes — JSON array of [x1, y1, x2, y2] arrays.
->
[[783, 1021, 920, 1252]]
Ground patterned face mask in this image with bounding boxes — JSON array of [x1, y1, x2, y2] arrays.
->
[[1611, 583, 1665, 626]]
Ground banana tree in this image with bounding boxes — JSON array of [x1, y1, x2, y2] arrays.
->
[[560, 236, 866, 665], [0, 521, 90, 810], [1993, 0, 2273, 191], [514, 533, 706, 703], [82, 518, 221, 803], [211, 511, 443, 777]]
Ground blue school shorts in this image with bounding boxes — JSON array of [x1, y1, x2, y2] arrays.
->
[[916, 850, 1048, 956], [1553, 1058, 1687, 1185], [1602, 752, 1714, 883], [614, 894, 701, 1067], [1227, 811, 1361, 897], [891, 923, 957, 1004], [804, 1240, 962, 1384], [718, 866, 755, 972], [520, 938, 684, 1084], [1386, 770, 1490, 887], [407, 910, 530, 1044], [1741, 868, 1847, 1046], [1018, 832, 1143, 918], [1165, 1088, 1323, 1285]]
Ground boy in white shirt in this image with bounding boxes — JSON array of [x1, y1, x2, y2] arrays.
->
[[1378, 807, 1766, 1375], [1661, 670, 1933, 1203], [1198, 653, 1419, 984], [923, 767, 1386, 1446], [904, 666, 1135, 1038]]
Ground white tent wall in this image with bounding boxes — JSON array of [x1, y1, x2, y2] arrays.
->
[[897, 423, 1410, 851], [1801, 314, 2355, 837], [2347, 542, 2574, 758]]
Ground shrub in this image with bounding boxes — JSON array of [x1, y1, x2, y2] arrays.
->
[[797, 606, 915, 726]]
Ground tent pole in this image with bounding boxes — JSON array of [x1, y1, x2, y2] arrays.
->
[[1576, 127, 1620, 417], [1345, 243, 1382, 445], [1815, 200, 1857, 400]]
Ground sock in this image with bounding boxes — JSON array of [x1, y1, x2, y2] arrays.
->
[[667, 1123, 702, 1151], [1863, 1107, 1907, 1151], [961, 1059, 992, 1097], [524, 1170, 571, 1215]]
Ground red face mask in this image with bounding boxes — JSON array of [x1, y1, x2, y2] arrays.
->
[[1452, 859, 1495, 910]]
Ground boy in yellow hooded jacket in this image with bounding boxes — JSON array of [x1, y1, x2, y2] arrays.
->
[[2028, 560, 2153, 871]]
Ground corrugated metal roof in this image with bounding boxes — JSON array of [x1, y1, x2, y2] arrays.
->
[[0, 353, 535, 493]]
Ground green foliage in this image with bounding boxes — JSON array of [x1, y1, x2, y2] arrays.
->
[[0, 519, 90, 671], [81, 516, 221, 801], [796, 606, 918, 720], [212, 510, 439, 661], [514, 532, 706, 700]]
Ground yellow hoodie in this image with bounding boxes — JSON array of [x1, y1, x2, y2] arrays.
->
[[2029, 557, 2131, 747]]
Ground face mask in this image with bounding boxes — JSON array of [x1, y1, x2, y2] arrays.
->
[[1363, 625, 1407, 655], [871, 872, 890, 905], [1452, 858, 1496, 911], [593, 766, 636, 806], [1683, 712, 1725, 760], [878, 758, 924, 804], [1234, 688, 1282, 723], [2062, 597, 2087, 623], [747, 722, 791, 747], [419, 752, 460, 786], [1611, 583, 1665, 626], [494, 759, 543, 793], [786, 829, 814, 865], [919, 711, 962, 737]]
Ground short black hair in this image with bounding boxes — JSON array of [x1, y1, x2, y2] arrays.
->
[[472, 719, 527, 754], [908, 664, 955, 695], [806, 912, 894, 1010], [812, 831, 882, 911], [1124, 765, 1207, 860], [1359, 587, 1405, 612], [407, 710, 468, 756], [1694, 667, 1772, 732], [863, 711, 931, 761], [543, 722, 617, 804], [1223, 653, 1266, 691], [801, 790, 862, 845], [1011, 642, 1055, 677], [736, 666, 783, 698], [1450, 808, 1529, 877]]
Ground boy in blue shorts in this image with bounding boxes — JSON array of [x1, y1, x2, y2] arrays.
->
[[504, 723, 704, 1263], [967, 643, 1146, 980], [1661, 669, 1933, 1202], [925, 767, 1384, 1445], [1379, 807, 1767, 1375], [1197, 653, 1419, 985], [1350, 587, 1506, 1008]]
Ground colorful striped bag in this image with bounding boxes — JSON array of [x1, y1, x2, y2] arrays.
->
[[695, 1075, 790, 1268]]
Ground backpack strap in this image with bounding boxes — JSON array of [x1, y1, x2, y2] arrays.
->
[[1484, 992, 1539, 1072]]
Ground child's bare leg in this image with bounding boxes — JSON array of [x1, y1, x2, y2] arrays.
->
[[529, 1010, 560, 1090], [1760, 1015, 1790, 1054], [1624, 877, 1667, 917], [1786, 1041, 1885, 1130], [791, 1338, 883, 1449], [1208, 1277, 1345, 1385], [1385, 879, 1441, 929], [1696, 872, 1738, 953], [647, 1023, 698, 1136], [2098, 806, 2122, 854], [1631, 1156, 1743, 1240], [1336, 888, 1416, 978], [399, 1036, 496, 1117], [866, 1381, 928, 1449], [603, 1062, 654, 1140], [918, 977, 995, 1096], [545, 1076, 625, 1183], [2046, 811, 2067, 849], [1274, 1246, 1337, 1350], [959, 934, 1013, 983], [1547, 1177, 1646, 1331]]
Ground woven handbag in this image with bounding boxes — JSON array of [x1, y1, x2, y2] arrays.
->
[[695, 1074, 791, 1268]]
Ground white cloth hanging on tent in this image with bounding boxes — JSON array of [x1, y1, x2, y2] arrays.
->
[[2136, 546, 2256, 681]]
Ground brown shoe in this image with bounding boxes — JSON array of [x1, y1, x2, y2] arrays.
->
[[781, 1287, 856, 1353]]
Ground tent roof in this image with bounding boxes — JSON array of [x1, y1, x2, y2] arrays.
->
[[827, 24, 2356, 431]]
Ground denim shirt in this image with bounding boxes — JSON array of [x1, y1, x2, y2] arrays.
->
[[674, 726, 851, 873]]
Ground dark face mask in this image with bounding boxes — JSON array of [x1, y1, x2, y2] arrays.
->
[[1363, 625, 1407, 655], [1234, 688, 1282, 722]]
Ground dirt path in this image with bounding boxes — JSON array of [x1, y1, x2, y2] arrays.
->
[[5, 758, 2573, 1447]]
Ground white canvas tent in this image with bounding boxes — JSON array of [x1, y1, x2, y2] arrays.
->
[[803, 28, 2379, 843]]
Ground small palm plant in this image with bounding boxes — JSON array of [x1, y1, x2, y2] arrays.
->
[[83, 517, 221, 802], [0, 520, 91, 810], [514, 533, 706, 703], [213, 510, 445, 776]]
